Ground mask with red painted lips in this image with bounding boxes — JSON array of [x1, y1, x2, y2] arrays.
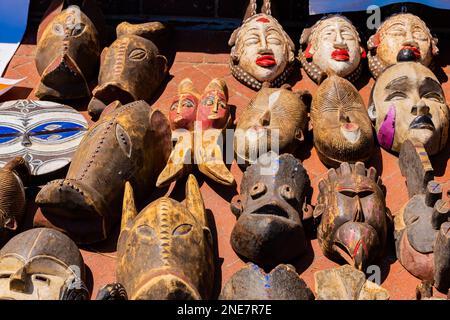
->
[[196, 79, 230, 130], [169, 79, 199, 131]]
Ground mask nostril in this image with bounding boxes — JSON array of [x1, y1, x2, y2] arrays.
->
[[411, 106, 417, 115]]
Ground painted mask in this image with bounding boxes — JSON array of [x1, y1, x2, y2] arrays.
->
[[367, 13, 438, 78], [315, 162, 389, 271], [168, 79, 200, 131], [196, 79, 230, 130], [35, 100, 172, 244], [35, 5, 101, 100], [219, 263, 314, 300], [88, 21, 168, 119], [234, 84, 309, 165], [230, 152, 311, 265], [229, 13, 296, 90], [299, 15, 365, 83], [311, 75, 374, 167], [100, 175, 215, 300], [369, 61, 449, 155], [0, 228, 88, 300]]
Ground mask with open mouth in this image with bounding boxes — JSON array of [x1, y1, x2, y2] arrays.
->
[[315, 162, 389, 271], [367, 13, 439, 79], [230, 152, 311, 266]]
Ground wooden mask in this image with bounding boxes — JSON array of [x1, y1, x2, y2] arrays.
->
[[168, 78, 200, 131], [311, 75, 374, 167], [35, 5, 101, 100], [367, 13, 438, 79], [234, 84, 309, 165], [299, 15, 365, 84], [101, 175, 215, 300], [315, 162, 389, 271], [35, 101, 172, 244], [369, 61, 449, 155], [88, 22, 168, 119], [230, 152, 311, 265], [0, 228, 88, 300], [219, 263, 314, 300]]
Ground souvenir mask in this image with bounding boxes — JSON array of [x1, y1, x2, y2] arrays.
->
[[229, 13, 295, 90], [168, 79, 200, 131], [234, 84, 309, 165], [299, 15, 365, 83], [35, 101, 172, 244], [369, 61, 449, 155], [315, 162, 389, 271], [88, 22, 168, 119], [196, 79, 230, 130], [230, 152, 311, 265], [0, 228, 88, 300], [315, 265, 389, 300], [367, 13, 438, 78], [311, 75, 374, 167], [219, 263, 314, 300], [98, 175, 215, 300], [35, 5, 101, 100]]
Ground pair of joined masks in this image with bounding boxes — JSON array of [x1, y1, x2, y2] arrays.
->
[[157, 78, 234, 187], [367, 13, 439, 79], [299, 15, 365, 84]]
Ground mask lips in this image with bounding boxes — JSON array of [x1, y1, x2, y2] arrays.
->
[[409, 115, 435, 131]]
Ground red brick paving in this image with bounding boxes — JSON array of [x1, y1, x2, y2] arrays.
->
[[1, 28, 449, 300]]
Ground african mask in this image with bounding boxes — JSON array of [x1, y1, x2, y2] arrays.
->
[[97, 175, 215, 300], [369, 61, 449, 155], [315, 265, 389, 300], [0, 228, 88, 300], [35, 100, 172, 244], [168, 78, 200, 131], [311, 75, 374, 167], [230, 152, 311, 266], [88, 21, 168, 119], [229, 13, 296, 90], [299, 15, 365, 83], [367, 13, 438, 79], [220, 263, 314, 300], [315, 162, 389, 271], [196, 79, 230, 130], [35, 5, 101, 100], [234, 84, 309, 165]]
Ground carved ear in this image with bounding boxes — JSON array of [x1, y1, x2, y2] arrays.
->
[[313, 203, 325, 219], [302, 203, 314, 220], [185, 174, 207, 227], [432, 37, 439, 56], [121, 181, 137, 232], [368, 33, 380, 50], [157, 55, 169, 76], [230, 195, 243, 217], [4, 217, 18, 231], [299, 28, 311, 46], [368, 103, 377, 122], [295, 128, 305, 142], [228, 28, 240, 47]]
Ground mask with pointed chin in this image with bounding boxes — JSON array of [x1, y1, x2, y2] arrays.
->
[[196, 79, 230, 130], [169, 94, 198, 131]]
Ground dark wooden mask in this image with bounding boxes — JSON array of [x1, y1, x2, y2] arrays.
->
[[35, 101, 172, 244]]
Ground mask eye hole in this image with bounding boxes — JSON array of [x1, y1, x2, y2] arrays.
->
[[70, 23, 85, 37], [339, 189, 357, 198], [33, 275, 50, 285], [129, 48, 148, 61], [279, 184, 295, 200], [173, 224, 193, 236], [250, 182, 267, 199], [0, 273, 11, 279]]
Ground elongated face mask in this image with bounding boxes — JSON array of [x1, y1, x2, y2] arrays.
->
[[169, 79, 199, 131], [369, 61, 449, 155], [196, 79, 230, 130]]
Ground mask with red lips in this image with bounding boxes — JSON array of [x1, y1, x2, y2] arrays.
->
[[169, 79, 200, 131], [196, 79, 230, 130]]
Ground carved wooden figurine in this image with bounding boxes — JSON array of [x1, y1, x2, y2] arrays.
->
[[88, 21, 168, 119], [369, 61, 449, 156], [367, 13, 439, 79], [97, 175, 215, 300], [299, 15, 365, 84], [230, 152, 312, 265], [311, 75, 374, 167], [0, 228, 89, 300], [315, 162, 390, 271], [35, 100, 172, 244], [228, 0, 295, 90], [220, 263, 314, 300], [234, 83, 310, 165]]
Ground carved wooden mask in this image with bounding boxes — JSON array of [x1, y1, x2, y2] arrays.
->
[[196, 79, 230, 130], [367, 13, 438, 78], [369, 61, 449, 155], [299, 15, 364, 83], [168, 79, 200, 131], [311, 75, 374, 167], [35, 101, 172, 244], [315, 162, 389, 271], [0, 228, 88, 300], [230, 152, 310, 265]]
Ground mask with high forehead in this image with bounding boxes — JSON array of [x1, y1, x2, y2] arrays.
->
[[234, 84, 309, 165], [299, 15, 364, 83], [88, 22, 168, 119], [168, 79, 200, 131], [230, 152, 311, 265], [196, 79, 230, 130], [315, 162, 389, 271], [311, 75, 374, 167], [369, 61, 449, 155], [229, 13, 295, 90], [367, 13, 438, 78], [0, 228, 88, 300], [111, 175, 215, 300], [35, 5, 101, 100]]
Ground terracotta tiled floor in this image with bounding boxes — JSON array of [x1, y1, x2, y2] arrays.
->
[[1, 27, 449, 300]]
